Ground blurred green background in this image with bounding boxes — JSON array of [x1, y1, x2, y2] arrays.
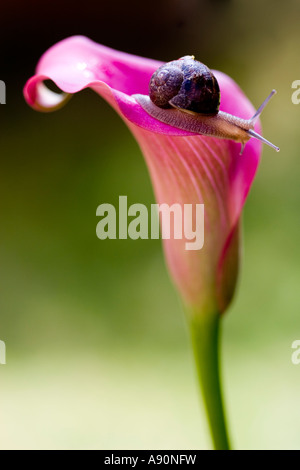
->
[[1, 0, 300, 450]]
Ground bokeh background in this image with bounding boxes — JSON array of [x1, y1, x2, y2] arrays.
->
[[1, 0, 300, 450]]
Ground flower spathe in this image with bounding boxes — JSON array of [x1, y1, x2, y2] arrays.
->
[[24, 36, 262, 315]]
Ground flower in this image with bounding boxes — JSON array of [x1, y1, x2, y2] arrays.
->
[[24, 36, 262, 316]]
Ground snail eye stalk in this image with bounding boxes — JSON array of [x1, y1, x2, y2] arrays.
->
[[246, 90, 280, 152], [250, 89, 277, 124]]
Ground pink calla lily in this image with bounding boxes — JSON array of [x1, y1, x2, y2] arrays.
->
[[24, 35, 262, 315], [24, 35, 273, 450]]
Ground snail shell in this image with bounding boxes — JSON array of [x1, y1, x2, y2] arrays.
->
[[149, 55, 220, 114]]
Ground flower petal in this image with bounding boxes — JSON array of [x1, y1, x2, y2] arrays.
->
[[24, 36, 262, 313], [24, 36, 191, 136], [24, 36, 261, 139]]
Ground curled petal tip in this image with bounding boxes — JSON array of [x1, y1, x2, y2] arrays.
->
[[24, 79, 72, 112]]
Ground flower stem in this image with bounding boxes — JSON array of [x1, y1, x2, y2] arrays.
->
[[189, 312, 231, 450]]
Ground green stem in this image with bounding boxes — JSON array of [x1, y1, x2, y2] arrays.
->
[[189, 311, 231, 450]]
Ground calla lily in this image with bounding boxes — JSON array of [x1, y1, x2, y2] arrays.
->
[[24, 36, 267, 450], [24, 35, 262, 314]]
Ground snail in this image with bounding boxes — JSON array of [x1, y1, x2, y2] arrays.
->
[[133, 55, 279, 153]]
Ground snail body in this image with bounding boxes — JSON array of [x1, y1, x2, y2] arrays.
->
[[135, 94, 251, 142], [133, 56, 279, 152]]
